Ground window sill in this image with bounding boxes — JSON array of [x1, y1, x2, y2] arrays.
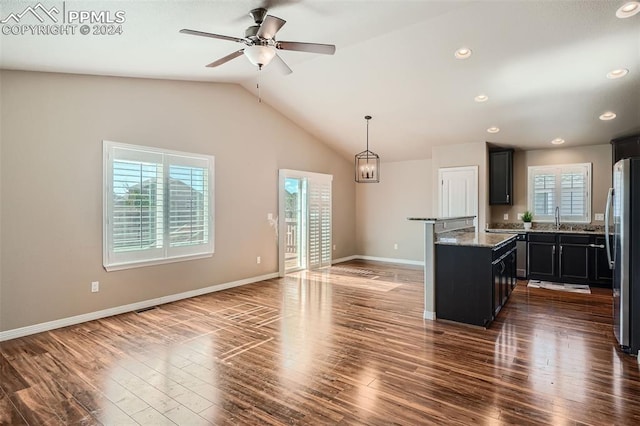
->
[[104, 252, 213, 272]]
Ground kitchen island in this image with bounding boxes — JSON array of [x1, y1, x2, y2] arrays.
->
[[407, 216, 476, 321], [409, 216, 516, 327], [436, 230, 517, 327]]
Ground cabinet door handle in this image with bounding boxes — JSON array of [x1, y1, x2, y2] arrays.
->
[[506, 194, 510, 203], [559, 245, 562, 275], [589, 244, 605, 249]]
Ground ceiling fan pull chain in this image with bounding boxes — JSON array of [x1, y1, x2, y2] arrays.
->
[[257, 71, 262, 103]]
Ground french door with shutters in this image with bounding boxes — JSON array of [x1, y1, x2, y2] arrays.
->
[[278, 169, 332, 276]]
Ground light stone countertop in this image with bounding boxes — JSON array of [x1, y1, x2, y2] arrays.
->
[[485, 228, 605, 236], [436, 231, 516, 248]]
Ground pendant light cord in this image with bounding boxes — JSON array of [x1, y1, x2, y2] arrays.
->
[[365, 115, 372, 160]]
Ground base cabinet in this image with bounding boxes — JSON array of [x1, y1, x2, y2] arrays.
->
[[527, 233, 612, 287], [436, 238, 516, 327], [558, 235, 590, 281], [528, 234, 556, 279], [591, 236, 613, 284]]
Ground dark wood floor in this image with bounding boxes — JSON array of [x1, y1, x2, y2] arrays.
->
[[1, 260, 639, 425]]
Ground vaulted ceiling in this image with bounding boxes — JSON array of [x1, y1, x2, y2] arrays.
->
[[1, 0, 639, 161]]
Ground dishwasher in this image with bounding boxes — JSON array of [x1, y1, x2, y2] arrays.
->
[[516, 233, 527, 279]]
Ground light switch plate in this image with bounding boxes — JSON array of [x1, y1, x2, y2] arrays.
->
[[595, 213, 604, 221], [503, 213, 509, 220], [517, 213, 523, 220]]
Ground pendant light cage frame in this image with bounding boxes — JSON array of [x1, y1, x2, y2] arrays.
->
[[355, 115, 380, 183]]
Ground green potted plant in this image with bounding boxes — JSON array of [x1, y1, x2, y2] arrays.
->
[[522, 210, 533, 230]]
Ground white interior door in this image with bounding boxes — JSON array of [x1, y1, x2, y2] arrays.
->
[[439, 166, 478, 222]]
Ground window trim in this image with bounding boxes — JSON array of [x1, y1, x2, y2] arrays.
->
[[527, 162, 592, 224], [103, 140, 215, 271]]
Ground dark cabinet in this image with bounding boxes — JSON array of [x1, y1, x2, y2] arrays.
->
[[489, 149, 513, 205], [436, 237, 516, 327], [558, 235, 590, 281], [612, 134, 640, 164], [493, 260, 502, 316], [528, 234, 557, 280], [495, 247, 517, 310], [591, 236, 613, 284], [527, 233, 612, 287]]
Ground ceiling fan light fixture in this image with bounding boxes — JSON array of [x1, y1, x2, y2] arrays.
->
[[599, 111, 617, 121], [607, 68, 629, 79], [355, 115, 380, 183], [616, 2, 640, 18], [244, 45, 276, 68]]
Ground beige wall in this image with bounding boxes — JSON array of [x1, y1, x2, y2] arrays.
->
[[355, 159, 432, 261], [0, 73, 3, 332], [432, 141, 489, 228], [0, 70, 356, 331], [490, 144, 612, 225]]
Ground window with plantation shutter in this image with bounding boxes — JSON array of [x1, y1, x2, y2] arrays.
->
[[528, 163, 591, 223], [104, 141, 214, 271]]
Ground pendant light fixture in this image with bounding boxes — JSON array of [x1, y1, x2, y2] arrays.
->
[[355, 115, 380, 183]]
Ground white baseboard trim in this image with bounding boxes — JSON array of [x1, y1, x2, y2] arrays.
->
[[332, 255, 359, 264], [0, 272, 279, 342], [424, 310, 436, 320], [352, 255, 425, 266]]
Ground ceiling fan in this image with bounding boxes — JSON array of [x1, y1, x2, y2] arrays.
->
[[180, 7, 336, 74]]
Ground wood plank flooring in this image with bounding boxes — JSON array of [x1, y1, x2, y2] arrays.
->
[[1, 259, 640, 425]]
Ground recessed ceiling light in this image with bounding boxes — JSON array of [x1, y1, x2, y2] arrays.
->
[[616, 1, 640, 18], [455, 47, 472, 59], [474, 94, 488, 102], [600, 111, 617, 120], [487, 126, 500, 133], [551, 138, 565, 145], [607, 68, 629, 79]]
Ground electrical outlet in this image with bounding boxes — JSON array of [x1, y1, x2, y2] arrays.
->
[[517, 213, 523, 220], [267, 213, 273, 221], [91, 281, 99, 293], [394, 243, 398, 250], [595, 213, 604, 221], [256, 256, 261, 264], [503, 213, 509, 221]]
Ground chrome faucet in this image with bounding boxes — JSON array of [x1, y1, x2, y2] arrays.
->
[[555, 206, 560, 230]]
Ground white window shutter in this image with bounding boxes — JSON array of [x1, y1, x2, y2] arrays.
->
[[528, 163, 591, 224], [104, 141, 214, 271], [307, 177, 332, 270]]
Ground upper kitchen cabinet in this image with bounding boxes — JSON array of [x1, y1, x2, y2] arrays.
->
[[489, 149, 513, 205], [612, 134, 640, 164]]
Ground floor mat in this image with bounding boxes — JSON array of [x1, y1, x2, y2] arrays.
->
[[527, 280, 591, 294]]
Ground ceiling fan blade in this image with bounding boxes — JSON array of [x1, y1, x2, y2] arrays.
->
[[262, 0, 300, 9], [277, 41, 336, 55], [257, 15, 286, 39], [271, 53, 293, 75], [179, 29, 246, 44], [205, 49, 245, 68]]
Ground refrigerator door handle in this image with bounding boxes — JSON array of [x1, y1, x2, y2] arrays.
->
[[605, 187, 614, 269]]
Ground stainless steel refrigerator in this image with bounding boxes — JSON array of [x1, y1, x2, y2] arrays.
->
[[606, 157, 640, 355]]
